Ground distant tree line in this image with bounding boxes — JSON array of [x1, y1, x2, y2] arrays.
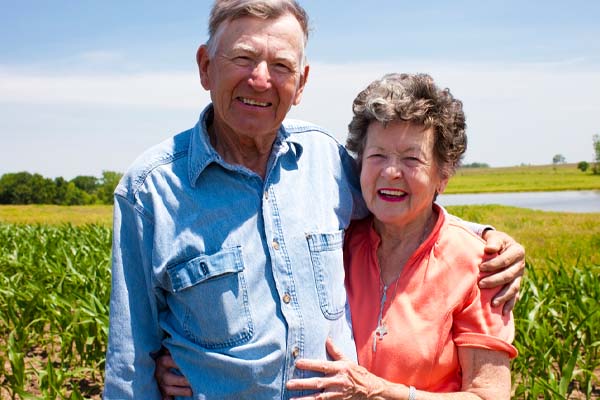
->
[[461, 162, 490, 169], [0, 171, 122, 205]]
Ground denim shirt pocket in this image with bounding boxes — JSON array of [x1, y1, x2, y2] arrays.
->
[[306, 230, 346, 320], [166, 246, 253, 349]]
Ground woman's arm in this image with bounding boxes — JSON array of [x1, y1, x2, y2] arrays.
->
[[154, 349, 193, 399], [403, 348, 510, 400], [286, 338, 511, 400]]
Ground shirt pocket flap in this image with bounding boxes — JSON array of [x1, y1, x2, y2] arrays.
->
[[167, 247, 243, 293], [305, 230, 344, 251]]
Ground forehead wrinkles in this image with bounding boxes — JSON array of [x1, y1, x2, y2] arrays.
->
[[210, 15, 306, 65], [231, 37, 298, 61], [231, 41, 258, 54], [366, 126, 433, 153], [241, 30, 302, 63]]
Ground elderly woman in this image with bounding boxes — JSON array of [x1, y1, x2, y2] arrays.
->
[[285, 73, 517, 399]]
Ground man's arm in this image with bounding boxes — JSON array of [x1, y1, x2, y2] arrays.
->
[[448, 213, 525, 314], [103, 194, 164, 399], [480, 229, 525, 314]]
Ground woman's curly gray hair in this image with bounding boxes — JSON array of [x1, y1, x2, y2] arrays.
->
[[346, 73, 467, 179]]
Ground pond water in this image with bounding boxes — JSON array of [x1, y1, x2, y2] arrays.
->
[[437, 190, 600, 213]]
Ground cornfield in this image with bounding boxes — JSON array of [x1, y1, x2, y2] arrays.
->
[[0, 224, 110, 399], [0, 223, 598, 398]]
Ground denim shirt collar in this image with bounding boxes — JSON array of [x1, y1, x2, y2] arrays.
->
[[188, 104, 304, 187]]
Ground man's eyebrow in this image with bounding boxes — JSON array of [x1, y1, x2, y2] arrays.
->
[[230, 43, 258, 54], [227, 43, 300, 66]]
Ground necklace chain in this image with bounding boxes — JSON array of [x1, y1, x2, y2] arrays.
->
[[372, 211, 435, 353], [373, 278, 400, 352]]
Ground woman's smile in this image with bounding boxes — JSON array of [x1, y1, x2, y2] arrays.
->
[[377, 188, 408, 202]]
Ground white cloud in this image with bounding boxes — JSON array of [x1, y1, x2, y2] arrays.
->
[[0, 67, 210, 109], [292, 60, 600, 166], [77, 50, 124, 64], [1, 58, 599, 179]]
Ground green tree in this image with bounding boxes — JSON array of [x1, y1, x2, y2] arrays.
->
[[0, 172, 103, 205], [0, 172, 56, 204], [70, 175, 100, 194], [552, 154, 566, 165], [593, 134, 600, 174], [577, 161, 589, 172], [54, 177, 95, 205], [98, 170, 123, 204]]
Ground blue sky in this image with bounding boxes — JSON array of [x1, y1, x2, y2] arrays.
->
[[1, 1, 599, 179]]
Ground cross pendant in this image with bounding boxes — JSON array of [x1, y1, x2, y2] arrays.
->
[[376, 324, 388, 339], [372, 324, 388, 352]]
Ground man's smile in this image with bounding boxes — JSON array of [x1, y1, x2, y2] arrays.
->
[[238, 97, 272, 107]]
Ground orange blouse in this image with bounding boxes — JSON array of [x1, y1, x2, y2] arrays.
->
[[344, 206, 517, 392]]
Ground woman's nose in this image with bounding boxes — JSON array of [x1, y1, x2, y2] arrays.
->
[[381, 163, 402, 179]]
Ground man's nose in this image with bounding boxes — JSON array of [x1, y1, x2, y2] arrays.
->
[[248, 61, 271, 90]]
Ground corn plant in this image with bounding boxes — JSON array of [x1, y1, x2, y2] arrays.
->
[[0, 223, 111, 399], [512, 262, 600, 399], [1, 221, 599, 398]]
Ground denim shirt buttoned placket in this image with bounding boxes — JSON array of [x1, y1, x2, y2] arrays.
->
[[262, 137, 305, 392], [104, 105, 367, 399]]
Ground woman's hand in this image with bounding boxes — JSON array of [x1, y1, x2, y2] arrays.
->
[[479, 229, 525, 315], [286, 337, 386, 399], [154, 349, 193, 399]]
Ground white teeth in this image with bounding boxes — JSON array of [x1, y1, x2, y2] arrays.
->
[[240, 97, 270, 107], [379, 189, 405, 196]]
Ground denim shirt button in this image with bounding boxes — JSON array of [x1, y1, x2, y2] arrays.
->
[[291, 346, 300, 358], [199, 261, 209, 275], [282, 293, 291, 304], [272, 240, 280, 250]]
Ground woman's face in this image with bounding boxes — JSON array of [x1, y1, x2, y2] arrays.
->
[[360, 120, 448, 229]]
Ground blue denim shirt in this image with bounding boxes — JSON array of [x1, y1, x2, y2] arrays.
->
[[103, 105, 368, 399]]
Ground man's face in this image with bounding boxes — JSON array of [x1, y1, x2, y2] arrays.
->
[[198, 13, 309, 143]]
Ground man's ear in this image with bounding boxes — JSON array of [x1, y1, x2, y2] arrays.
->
[[197, 45, 211, 90], [292, 64, 310, 106]]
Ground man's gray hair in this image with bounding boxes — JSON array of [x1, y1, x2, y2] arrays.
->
[[206, 0, 310, 58]]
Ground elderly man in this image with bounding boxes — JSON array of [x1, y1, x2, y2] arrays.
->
[[103, 1, 524, 398]]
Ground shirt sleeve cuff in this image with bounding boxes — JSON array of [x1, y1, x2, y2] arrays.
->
[[454, 332, 518, 359]]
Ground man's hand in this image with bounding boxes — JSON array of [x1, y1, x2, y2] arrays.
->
[[480, 229, 526, 315], [154, 350, 192, 400]]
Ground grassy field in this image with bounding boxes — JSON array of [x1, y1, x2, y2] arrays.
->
[[445, 163, 600, 193], [0, 205, 112, 226], [445, 205, 600, 269], [1, 202, 597, 271]]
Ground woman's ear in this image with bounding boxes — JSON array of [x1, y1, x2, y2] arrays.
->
[[437, 177, 449, 195]]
